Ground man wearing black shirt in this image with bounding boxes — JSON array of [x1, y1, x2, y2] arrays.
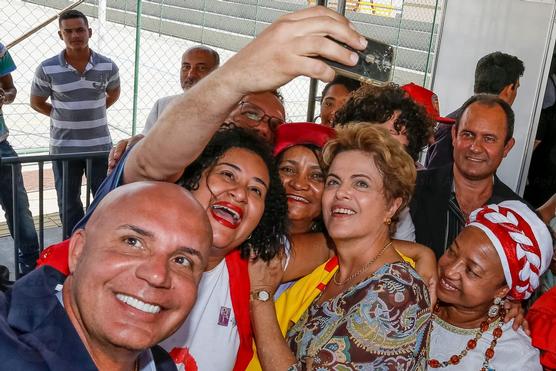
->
[[411, 94, 527, 258]]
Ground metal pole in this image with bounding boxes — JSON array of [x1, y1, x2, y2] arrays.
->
[[337, 0, 347, 15], [306, 80, 319, 122], [11, 166, 20, 279], [38, 162, 44, 251], [6, 0, 85, 50], [306, 0, 328, 122], [131, 0, 142, 135], [62, 160, 69, 240], [423, 0, 440, 87], [429, 0, 449, 91], [97, 0, 107, 51]]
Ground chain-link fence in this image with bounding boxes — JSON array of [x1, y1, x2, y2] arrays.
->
[[1, 0, 442, 154]]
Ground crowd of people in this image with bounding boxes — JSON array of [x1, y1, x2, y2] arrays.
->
[[0, 5, 555, 371]]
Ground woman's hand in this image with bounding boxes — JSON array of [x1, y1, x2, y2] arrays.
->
[[248, 253, 285, 295], [504, 300, 530, 335]]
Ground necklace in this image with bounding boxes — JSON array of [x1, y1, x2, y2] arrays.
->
[[333, 240, 393, 286], [428, 305, 505, 370]]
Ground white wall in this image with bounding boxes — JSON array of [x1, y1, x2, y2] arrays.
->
[[432, 0, 556, 193]]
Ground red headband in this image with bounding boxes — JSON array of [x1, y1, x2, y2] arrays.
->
[[467, 201, 552, 300], [273, 122, 336, 156]]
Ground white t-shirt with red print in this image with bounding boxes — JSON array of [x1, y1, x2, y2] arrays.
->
[[159, 259, 240, 371]]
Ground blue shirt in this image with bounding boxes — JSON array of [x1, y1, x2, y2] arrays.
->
[[0, 266, 176, 370]]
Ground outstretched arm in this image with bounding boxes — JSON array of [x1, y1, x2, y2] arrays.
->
[[123, 6, 367, 183], [395, 241, 438, 307]]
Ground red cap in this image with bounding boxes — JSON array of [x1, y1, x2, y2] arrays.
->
[[402, 83, 455, 124], [273, 123, 336, 156]]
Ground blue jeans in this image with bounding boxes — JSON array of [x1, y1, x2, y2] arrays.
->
[[0, 140, 39, 274], [52, 154, 108, 237]]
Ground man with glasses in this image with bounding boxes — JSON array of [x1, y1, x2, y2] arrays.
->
[[224, 90, 285, 143], [108, 90, 285, 172]]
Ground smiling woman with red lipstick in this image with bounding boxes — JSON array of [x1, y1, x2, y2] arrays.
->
[[37, 127, 288, 371], [249, 124, 431, 370]]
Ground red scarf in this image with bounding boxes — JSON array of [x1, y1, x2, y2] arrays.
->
[[225, 250, 253, 371]]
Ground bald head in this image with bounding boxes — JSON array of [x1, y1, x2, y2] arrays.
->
[[87, 181, 209, 230], [65, 181, 212, 355], [180, 45, 220, 90]]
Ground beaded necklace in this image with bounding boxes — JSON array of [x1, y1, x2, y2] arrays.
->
[[428, 305, 505, 370]]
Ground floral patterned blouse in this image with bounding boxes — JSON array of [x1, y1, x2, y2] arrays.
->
[[286, 262, 431, 370]]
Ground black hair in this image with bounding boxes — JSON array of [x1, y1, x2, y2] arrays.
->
[[276, 143, 326, 233], [59, 9, 88, 27], [178, 126, 288, 261], [456, 94, 515, 144], [320, 76, 362, 102], [334, 83, 433, 161], [474, 52, 525, 95]]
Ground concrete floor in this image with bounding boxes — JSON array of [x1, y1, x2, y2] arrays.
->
[[0, 226, 63, 281], [0, 165, 90, 280]]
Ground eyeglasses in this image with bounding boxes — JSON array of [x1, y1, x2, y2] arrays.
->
[[237, 101, 285, 131]]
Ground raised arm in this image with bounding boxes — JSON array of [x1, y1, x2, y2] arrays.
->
[[395, 240, 438, 307], [123, 6, 367, 183]]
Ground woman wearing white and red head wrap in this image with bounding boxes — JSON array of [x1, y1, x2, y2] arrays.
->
[[428, 200, 553, 371]]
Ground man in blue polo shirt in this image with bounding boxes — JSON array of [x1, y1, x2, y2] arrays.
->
[[0, 42, 39, 277], [30, 9, 120, 234], [0, 181, 212, 371]]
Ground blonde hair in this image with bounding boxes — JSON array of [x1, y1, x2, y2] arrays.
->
[[322, 124, 416, 233]]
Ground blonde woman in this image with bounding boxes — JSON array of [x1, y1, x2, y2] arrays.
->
[[249, 124, 431, 370]]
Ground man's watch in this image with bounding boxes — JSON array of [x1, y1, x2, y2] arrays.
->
[[250, 289, 271, 302]]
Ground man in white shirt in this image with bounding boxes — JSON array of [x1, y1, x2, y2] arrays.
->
[[142, 46, 220, 134]]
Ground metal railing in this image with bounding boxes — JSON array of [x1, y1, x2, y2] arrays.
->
[[1, 151, 109, 279]]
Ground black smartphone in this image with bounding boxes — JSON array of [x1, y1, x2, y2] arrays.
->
[[320, 36, 395, 86]]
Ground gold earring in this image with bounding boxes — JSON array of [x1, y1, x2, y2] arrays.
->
[[384, 217, 392, 226]]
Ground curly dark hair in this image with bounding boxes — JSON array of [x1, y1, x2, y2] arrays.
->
[[333, 83, 433, 161], [178, 126, 288, 261]]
